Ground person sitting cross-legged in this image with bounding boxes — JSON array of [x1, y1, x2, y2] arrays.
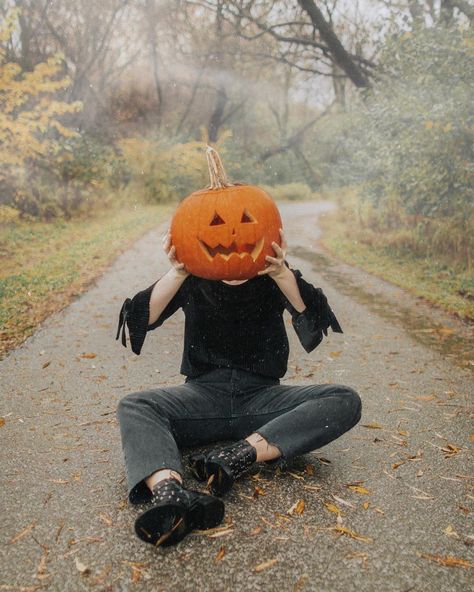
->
[[116, 227, 361, 546]]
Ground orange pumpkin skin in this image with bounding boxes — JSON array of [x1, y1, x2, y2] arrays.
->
[[171, 184, 282, 280]]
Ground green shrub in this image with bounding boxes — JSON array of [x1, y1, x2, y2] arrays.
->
[[118, 137, 210, 203], [328, 24, 473, 223], [259, 182, 314, 201]]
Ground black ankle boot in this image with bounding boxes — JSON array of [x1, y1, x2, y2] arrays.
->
[[134, 478, 225, 546], [204, 440, 257, 496]]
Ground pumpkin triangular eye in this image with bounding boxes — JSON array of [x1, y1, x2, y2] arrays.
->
[[210, 212, 225, 226], [241, 209, 255, 223]]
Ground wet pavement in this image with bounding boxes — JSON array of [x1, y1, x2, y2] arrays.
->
[[1, 201, 472, 591]]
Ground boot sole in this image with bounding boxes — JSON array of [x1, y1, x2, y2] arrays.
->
[[134, 495, 225, 546]]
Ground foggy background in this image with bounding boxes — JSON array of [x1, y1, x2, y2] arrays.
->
[[0, 0, 472, 270]]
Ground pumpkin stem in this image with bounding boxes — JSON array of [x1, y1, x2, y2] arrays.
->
[[206, 145, 234, 189]]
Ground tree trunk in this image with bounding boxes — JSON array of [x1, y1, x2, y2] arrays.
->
[[332, 63, 346, 109], [297, 0, 369, 88], [145, 0, 164, 129], [208, 86, 228, 142]]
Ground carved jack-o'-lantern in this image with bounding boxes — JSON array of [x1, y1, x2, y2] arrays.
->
[[170, 146, 282, 280]]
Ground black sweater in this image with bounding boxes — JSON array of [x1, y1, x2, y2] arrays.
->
[[116, 265, 343, 379]]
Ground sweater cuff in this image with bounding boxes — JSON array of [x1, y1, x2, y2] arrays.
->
[[115, 282, 157, 355], [289, 269, 343, 353]]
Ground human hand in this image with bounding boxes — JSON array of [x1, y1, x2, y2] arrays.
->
[[162, 228, 189, 278], [257, 228, 289, 280]]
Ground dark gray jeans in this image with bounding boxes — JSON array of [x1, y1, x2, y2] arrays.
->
[[117, 367, 361, 504]]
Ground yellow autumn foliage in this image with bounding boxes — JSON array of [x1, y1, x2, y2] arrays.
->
[[0, 9, 82, 194], [118, 134, 231, 203]]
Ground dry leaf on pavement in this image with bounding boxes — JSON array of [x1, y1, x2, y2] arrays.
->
[[324, 502, 341, 516], [99, 513, 113, 526], [75, 557, 90, 575], [419, 553, 473, 568], [9, 522, 36, 544], [441, 444, 461, 458], [288, 499, 305, 515], [215, 546, 226, 562], [332, 526, 372, 543], [347, 485, 370, 495], [254, 558, 278, 572]]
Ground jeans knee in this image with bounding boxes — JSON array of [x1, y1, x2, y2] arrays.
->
[[343, 386, 362, 424], [116, 390, 153, 422]]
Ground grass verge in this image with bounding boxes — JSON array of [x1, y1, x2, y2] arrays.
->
[[0, 201, 172, 359], [317, 195, 474, 323]]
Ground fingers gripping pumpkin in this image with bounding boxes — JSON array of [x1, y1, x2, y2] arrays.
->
[[170, 146, 283, 280]]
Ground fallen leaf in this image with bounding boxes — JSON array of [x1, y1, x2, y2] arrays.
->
[[419, 553, 473, 568], [470, 434, 474, 442], [250, 526, 262, 536], [392, 461, 406, 470], [441, 444, 461, 458], [9, 522, 36, 544], [274, 512, 291, 522], [55, 520, 65, 543], [331, 495, 356, 509], [438, 327, 454, 335], [42, 360, 51, 369], [209, 529, 234, 539], [254, 558, 278, 572], [0, 417, 4, 428], [288, 499, 305, 515], [288, 471, 305, 480], [361, 423, 383, 430], [36, 552, 49, 580], [260, 516, 276, 529], [305, 464, 315, 476], [347, 485, 370, 495], [345, 551, 369, 567], [99, 513, 113, 526], [80, 353, 97, 359], [293, 575, 308, 591], [303, 484, 322, 492], [75, 557, 90, 575], [443, 525, 459, 539], [253, 486, 266, 498], [215, 546, 226, 562], [324, 502, 341, 516], [332, 526, 372, 543], [363, 502, 370, 510], [131, 566, 141, 583], [194, 523, 234, 536], [329, 351, 342, 358]]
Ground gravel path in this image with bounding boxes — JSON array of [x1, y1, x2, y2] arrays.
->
[[1, 201, 472, 592]]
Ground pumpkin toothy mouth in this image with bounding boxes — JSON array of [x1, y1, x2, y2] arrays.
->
[[198, 237, 264, 262]]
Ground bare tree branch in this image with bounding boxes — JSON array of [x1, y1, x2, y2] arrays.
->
[[297, 0, 370, 87]]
